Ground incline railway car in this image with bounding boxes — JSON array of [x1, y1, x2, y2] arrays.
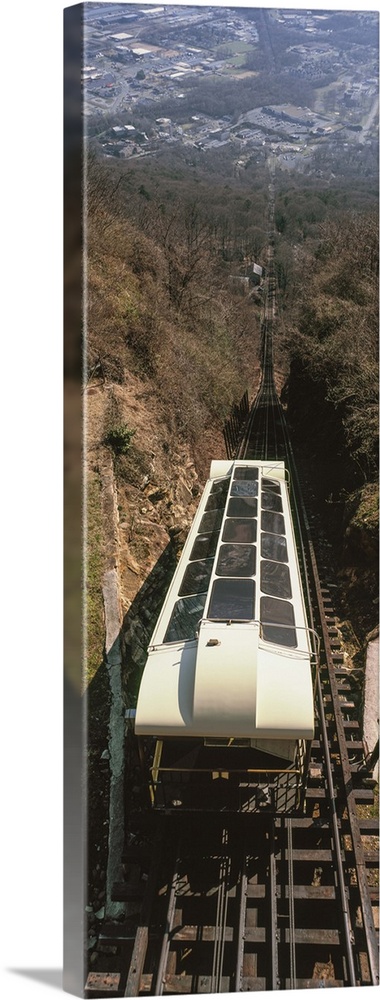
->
[[135, 460, 319, 814]]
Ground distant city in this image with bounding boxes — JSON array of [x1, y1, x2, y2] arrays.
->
[[83, 4, 379, 172]]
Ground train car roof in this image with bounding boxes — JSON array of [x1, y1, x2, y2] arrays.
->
[[135, 460, 315, 740]]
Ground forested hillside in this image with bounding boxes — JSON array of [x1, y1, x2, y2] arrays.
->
[[277, 204, 378, 630], [86, 150, 266, 444]]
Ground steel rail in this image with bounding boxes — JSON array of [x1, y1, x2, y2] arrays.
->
[[270, 820, 280, 990], [234, 838, 248, 991], [289, 448, 378, 986], [286, 818, 297, 989], [211, 828, 230, 993], [277, 421, 359, 983], [316, 669, 358, 985], [255, 297, 360, 987], [239, 197, 378, 986], [154, 850, 181, 996]]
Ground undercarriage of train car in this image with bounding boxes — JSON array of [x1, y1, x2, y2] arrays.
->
[[138, 734, 312, 815]]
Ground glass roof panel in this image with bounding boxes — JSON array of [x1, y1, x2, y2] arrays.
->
[[208, 578, 255, 620], [164, 594, 207, 643], [222, 519, 257, 544], [260, 596, 296, 647], [210, 477, 230, 493], [205, 480, 229, 510], [190, 531, 219, 561], [234, 466, 259, 481], [261, 532, 288, 562], [260, 561, 292, 599], [178, 558, 214, 597], [227, 497, 257, 518], [231, 480, 258, 498], [261, 491, 283, 512], [199, 509, 224, 533], [261, 510, 285, 534], [216, 543, 256, 577], [262, 478, 281, 493]]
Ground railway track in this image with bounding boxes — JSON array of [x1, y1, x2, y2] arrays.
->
[[85, 194, 378, 998]]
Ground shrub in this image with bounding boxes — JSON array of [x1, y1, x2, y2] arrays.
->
[[104, 424, 135, 455]]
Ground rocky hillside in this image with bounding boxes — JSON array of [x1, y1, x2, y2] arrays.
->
[[85, 153, 266, 694]]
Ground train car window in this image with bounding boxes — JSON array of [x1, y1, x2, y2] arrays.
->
[[178, 559, 214, 597], [261, 532, 288, 562], [190, 531, 219, 561], [208, 578, 255, 620], [261, 491, 283, 513], [233, 467, 259, 481], [222, 519, 257, 543], [260, 597, 296, 647], [260, 561, 292, 600], [205, 481, 229, 511], [216, 543, 256, 578], [199, 509, 224, 533], [205, 495, 225, 512], [261, 510, 285, 534], [231, 481, 258, 498], [227, 497, 257, 518], [210, 478, 230, 492], [164, 594, 207, 643], [262, 478, 281, 494]]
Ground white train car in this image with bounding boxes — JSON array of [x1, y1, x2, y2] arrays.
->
[[135, 460, 319, 813]]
